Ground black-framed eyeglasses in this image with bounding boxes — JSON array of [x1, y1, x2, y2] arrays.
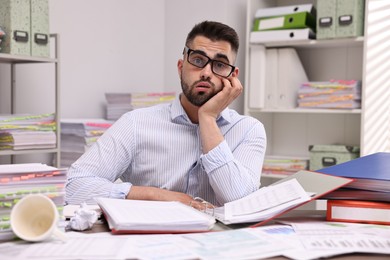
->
[[184, 47, 235, 78]]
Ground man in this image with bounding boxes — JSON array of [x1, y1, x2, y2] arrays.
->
[[65, 21, 266, 208]]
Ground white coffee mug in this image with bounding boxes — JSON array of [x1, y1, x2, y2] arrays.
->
[[10, 194, 66, 242]]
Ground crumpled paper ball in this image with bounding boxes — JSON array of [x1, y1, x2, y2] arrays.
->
[[68, 202, 98, 231]]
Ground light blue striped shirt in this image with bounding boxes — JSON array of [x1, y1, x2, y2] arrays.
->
[[65, 95, 266, 206]]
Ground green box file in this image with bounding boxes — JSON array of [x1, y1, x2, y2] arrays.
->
[[30, 0, 50, 57], [253, 12, 316, 32], [336, 0, 365, 38], [0, 0, 31, 55], [317, 0, 337, 39], [309, 144, 360, 171]]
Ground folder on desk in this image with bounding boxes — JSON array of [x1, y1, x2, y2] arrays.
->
[[96, 198, 216, 234], [316, 152, 390, 193], [255, 4, 315, 18], [253, 12, 316, 32], [250, 28, 315, 44], [250, 170, 353, 227]]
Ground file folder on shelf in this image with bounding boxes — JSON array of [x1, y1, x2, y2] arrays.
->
[[255, 4, 315, 18], [248, 45, 266, 109], [253, 12, 316, 32], [250, 28, 315, 44]]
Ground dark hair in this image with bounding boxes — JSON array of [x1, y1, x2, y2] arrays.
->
[[185, 21, 239, 54]]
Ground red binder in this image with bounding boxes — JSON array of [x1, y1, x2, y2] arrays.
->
[[327, 200, 390, 225]]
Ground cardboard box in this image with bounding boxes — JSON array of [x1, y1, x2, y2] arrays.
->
[[309, 145, 360, 170], [336, 0, 365, 38], [31, 0, 50, 57], [317, 0, 337, 39], [0, 0, 31, 55]]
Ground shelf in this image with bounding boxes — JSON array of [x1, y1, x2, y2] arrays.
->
[[0, 148, 59, 156], [0, 53, 57, 64], [247, 108, 362, 114], [250, 36, 364, 49]]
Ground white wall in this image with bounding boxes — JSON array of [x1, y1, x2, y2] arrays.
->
[[49, 0, 166, 118], [35, 0, 248, 119]]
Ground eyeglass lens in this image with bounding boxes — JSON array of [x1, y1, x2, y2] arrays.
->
[[187, 50, 233, 77]]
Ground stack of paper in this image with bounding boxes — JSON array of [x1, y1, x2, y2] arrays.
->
[[60, 119, 113, 167], [0, 113, 57, 150], [105, 93, 132, 121], [0, 163, 67, 241], [105, 92, 176, 121], [297, 80, 361, 109], [262, 155, 309, 176], [250, 4, 316, 43]]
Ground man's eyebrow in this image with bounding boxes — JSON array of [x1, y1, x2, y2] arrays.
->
[[192, 49, 230, 63], [215, 53, 230, 63]]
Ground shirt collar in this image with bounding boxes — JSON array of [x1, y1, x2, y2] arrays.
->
[[170, 94, 231, 125]]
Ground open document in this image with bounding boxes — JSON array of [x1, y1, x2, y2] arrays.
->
[[214, 170, 353, 226], [214, 178, 311, 225]]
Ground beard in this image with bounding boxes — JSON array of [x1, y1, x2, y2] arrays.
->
[[180, 76, 219, 107]]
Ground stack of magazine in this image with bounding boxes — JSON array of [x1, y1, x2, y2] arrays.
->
[[262, 155, 309, 176], [297, 80, 362, 109], [0, 113, 57, 150], [0, 163, 67, 241]]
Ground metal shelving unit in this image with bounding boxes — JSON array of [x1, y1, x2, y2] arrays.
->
[[0, 34, 60, 167]]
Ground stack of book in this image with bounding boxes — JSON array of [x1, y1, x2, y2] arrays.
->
[[317, 152, 390, 225], [250, 4, 316, 43], [60, 119, 113, 167], [0, 113, 57, 150], [105, 92, 176, 121], [297, 80, 361, 109], [262, 156, 309, 176], [0, 163, 67, 241]]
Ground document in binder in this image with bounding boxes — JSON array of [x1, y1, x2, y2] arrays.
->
[[95, 198, 216, 234], [250, 28, 315, 44], [254, 4, 315, 18], [253, 12, 316, 32], [327, 200, 390, 225]]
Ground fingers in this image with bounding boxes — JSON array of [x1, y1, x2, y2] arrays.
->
[[188, 197, 215, 212], [222, 77, 243, 100]]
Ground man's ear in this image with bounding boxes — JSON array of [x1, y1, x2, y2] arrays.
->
[[231, 67, 239, 77], [177, 59, 184, 76]]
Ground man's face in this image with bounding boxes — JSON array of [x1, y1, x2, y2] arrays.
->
[[178, 36, 236, 107]]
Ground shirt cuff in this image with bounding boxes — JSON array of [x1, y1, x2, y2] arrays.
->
[[109, 182, 132, 199], [200, 140, 234, 173]]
